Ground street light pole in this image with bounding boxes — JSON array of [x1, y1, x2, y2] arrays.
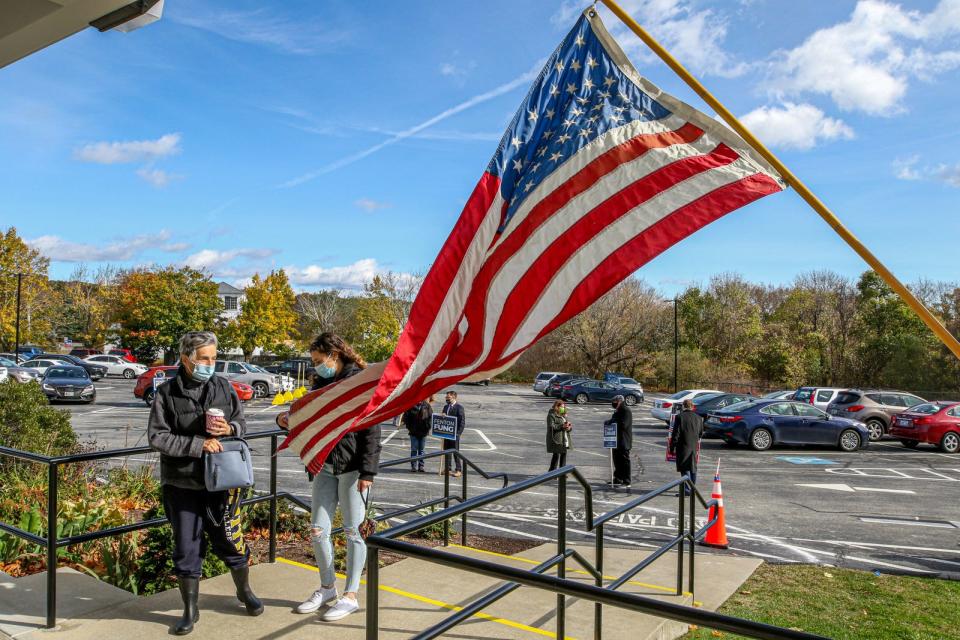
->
[[673, 298, 678, 394]]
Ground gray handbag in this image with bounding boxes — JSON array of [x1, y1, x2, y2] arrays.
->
[[204, 439, 255, 492]]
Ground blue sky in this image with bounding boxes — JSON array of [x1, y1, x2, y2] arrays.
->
[[2, 0, 959, 296]]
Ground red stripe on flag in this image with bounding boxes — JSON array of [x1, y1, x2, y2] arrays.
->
[[281, 378, 379, 446], [359, 172, 500, 416]]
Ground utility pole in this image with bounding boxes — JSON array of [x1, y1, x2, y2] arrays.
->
[[15, 272, 22, 358]]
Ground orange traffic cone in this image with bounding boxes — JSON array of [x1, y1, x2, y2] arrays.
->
[[701, 460, 729, 549]]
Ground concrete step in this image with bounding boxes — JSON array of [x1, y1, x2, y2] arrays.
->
[[0, 567, 136, 639], [7, 544, 760, 640]]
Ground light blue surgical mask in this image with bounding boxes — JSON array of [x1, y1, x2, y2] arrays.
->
[[314, 358, 337, 379], [190, 361, 215, 382]]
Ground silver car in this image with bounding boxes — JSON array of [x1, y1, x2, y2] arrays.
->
[[214, 361, 282, 399], [826, 389, 926, 441], [533, 371, 565, 393]]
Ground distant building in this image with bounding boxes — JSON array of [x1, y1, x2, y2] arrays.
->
[[217, 282, 244, 321]]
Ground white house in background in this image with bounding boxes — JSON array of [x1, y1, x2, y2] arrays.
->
[[217, 282, 244, 321]]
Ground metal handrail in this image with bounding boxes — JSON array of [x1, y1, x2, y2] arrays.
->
[[0, 429, 505, 629], [365, 467, 828, 640]]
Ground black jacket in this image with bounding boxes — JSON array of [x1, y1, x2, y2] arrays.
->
[[442, 401, 466, 435], [148, 367, 246, 490], [312, 363, 382, 481], [403, 400, 433, 438], [611, 404, 633, 450], [670, 409, 703, 473]]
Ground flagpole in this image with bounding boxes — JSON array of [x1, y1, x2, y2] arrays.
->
[[598, 0, 960, 361]]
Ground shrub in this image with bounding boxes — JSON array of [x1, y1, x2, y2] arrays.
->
[[0, 380, 76, 459], [246, 497, 310, 535]]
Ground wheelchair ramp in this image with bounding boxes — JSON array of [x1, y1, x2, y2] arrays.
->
[[4, 545, 760, 640]]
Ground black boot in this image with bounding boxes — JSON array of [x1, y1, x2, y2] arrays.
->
[[174, 577, 200, 635], [231, 566, 264, 616]]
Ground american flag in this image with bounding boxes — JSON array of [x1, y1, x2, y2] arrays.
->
[[281, 8, 785, 471]]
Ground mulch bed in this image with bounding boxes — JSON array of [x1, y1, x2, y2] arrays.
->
[[246, 531, 542, 571]]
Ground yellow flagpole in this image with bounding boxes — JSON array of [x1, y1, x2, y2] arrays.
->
[[599, 0, 960, 361]]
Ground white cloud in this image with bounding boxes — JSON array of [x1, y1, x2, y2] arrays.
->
[[74, 133, 181, 164], [284, 258, 412, 290], [769, 0, 960, 114], [891, 155, 960, 186], [739, 102, 854, 150], [28, 231, 187, 263], [439, 63, 459, 76], [167, 4, 346, 54], [893, 155, 921, 180], [555, 0, 748, 78], [354, 198, 390, 212], [184, 248, 277, 271], [137, 167, 182, 187]]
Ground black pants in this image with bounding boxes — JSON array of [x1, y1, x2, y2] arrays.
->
[[163, 484, 249, 578], [612, 448, 631, 483], [442, 437, 461, 472], [549, 452, 567, 471]]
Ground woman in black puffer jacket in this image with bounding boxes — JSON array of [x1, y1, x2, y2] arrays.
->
[[275, 333, 381, 622]]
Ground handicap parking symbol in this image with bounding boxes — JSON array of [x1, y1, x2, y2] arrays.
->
[[776, 456, 837, 465]]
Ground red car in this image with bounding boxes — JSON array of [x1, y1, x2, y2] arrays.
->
[[889, 401, 960, 453], [134, 366, 254, 405], [108, 348, 138, 363]]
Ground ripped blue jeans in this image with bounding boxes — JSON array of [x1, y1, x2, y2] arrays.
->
[[310, 467, 367, 594]]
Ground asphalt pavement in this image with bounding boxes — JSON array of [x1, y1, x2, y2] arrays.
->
[[61, 378, 960, 577]]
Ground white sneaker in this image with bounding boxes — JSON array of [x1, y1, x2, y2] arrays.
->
[[295, 586, 338, 614], [322, 596, 360, 621]]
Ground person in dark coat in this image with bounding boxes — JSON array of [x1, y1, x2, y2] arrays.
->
[[546, 400, 573, 470], [275, 333, 381, 622], [403, 396, 433, 472], [148, 331, 262, 636], [608, 395, 633, 486], [441, 390, 466, 476], [669, 399, 703, 493]]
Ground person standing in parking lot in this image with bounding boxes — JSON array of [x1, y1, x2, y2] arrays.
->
[[546, 400, 573, 470], [403, 396, 433, 472], [609, 395, 633, 486], [442, 391, 466, 476], [669, 399, 703, 493]]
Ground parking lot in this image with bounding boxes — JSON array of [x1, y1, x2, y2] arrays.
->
[[62, 378, 960, 577]]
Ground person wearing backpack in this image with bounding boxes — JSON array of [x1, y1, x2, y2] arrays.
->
[[404, 397, 433, 472]]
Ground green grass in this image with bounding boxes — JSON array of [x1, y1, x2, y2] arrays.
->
[[679, 563, 960, 640]]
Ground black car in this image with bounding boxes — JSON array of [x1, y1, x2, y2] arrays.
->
[[41, 365, 96, 403], [560, 379, 642, 405], [544, 373, 588, 397], [41, 354, 107, 380]]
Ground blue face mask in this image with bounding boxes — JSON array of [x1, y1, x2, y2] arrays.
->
[[314, 360, 337, 379], [190, 361, 215, 382]]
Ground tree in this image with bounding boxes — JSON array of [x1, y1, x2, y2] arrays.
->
[[113, 267, 221, 363], [52, 265, 117, 350], [343, 295, 401, 363], [295, 289, 345, 343], [225, 270, 297, 359], [0, 227, 56, 350]]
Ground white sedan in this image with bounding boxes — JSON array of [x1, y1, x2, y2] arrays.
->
[[84, 355, 148, 379], [650, 389, 723, 422]]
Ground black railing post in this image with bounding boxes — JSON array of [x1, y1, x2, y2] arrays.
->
[[366, 546, 379, 640], [595, 522, 604, 640], [676, 481, 685, 596], [557, 474, 567, 640], [689, 481, 696, 600], [443, 457, 450, 547], [460, 462, 468, 547], [269, 434, 278, 563], [46, 461, 58, 629]]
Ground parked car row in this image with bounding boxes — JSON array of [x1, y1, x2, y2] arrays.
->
[[134, 366, 254, 405], [533, 371, 644, 405]]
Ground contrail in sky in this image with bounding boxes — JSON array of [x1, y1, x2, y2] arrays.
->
[[279, 62, 543, 188]]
